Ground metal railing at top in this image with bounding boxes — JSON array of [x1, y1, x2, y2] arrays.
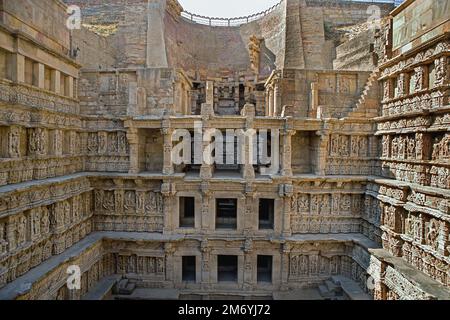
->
[[180, 0, 283, 27], [180, 0, 401, 27]]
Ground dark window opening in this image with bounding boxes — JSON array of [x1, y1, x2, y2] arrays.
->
[[216, 199, 237, 229], [179, 197, 195, 228], [182, 256, 196, 282], [259, 199, 274, 230], [218, 255, 238, 282], [257, 255, 273, 283]]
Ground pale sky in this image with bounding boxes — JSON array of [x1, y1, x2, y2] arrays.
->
[[178, 0, 280, 18]]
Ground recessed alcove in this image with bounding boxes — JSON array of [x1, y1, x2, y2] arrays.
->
[[292, 132, 319, 174]]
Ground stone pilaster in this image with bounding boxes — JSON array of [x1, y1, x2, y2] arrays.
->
[[315, 130, 329, 176], [281, 129, 295, 177], [126, 127, 139, 174], [10, 53, 25, 83], [201, 182, 213, 232], [162, 182, 175, 234], [34, 63, 45, 89], [280, 184, 293, 237], [273, 80, 282, 117], [51, 69, 61, 95], [161, 119, 174, 175], [243, 239, 254, 291], [280, 243, 291, 291], [200, 240, 211, 290]]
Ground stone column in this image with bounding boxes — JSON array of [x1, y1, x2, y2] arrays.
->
[[243, 240, 254, 291], [310, 82, 319, 118], [201, 240, 211, 290], [201, 182, 213, 233], [200, 103, 214, 179], [280, 184, 293, 237], [10, 53, 25, 83], [268, 87, 274, 117], [244, 185, 257, 234], [164, 243, 176, 282], [51, 70, 61, 95], [66, 76, 75, 98], [162, 182, 175, 234], [280, 243, 291, 291], [315, 131, 329, 176], [206, 81, 214, 106], [34, 63, 45, 89], [281, 129, 295, 176], [273, 81, 281, 117], [126, 127, 139, 174], [241, 104, 256, 180], [162, 125, 174, 175]]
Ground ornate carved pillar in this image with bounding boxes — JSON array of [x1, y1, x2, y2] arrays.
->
[[243, 239, 254, 291], [268, 86, 274, 117], [240, 131, 256, 180], [281, 129, 295, 177], [280, 184, 293, 237], [201, 182, 213, 232], [164, 243, 176, 282], [162, 182, 175, 233], [126, 127, 139, 174], [280, 243, 291, 291], [200, 104, 214, 179], [310, 82, 319, 118], [161, 119, 174, 175], [273, 80, 281, 117], [315, 130, 330, 176], [200, 240, 211, 290]]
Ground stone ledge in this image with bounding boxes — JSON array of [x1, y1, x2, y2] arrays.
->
[[369, 248, 450, 300]]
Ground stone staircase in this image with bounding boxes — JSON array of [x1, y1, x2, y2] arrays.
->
[[318, 279, 345, 300], [114, 278, 137, 296], [319, 276, 372, 300], [345, 69, 381, 119]]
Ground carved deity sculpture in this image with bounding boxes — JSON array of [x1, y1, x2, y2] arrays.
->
[[31, 210, 41, 238], [87, 133, 98, 153], [17, 216, 27, 245], [425, 220, 439, 250], [41, 207, 50, 235], [413, 67, 424, 92], [124, 191, 136, 211], [435, 57, 447, 87], [102, 192, 115, 211], [8, 127, 20, 157], [330, 135, 339, 156]]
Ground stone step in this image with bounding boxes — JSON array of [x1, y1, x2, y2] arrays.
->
[[330, 276, 372, 300], [318, 284, 333, 298], [325, 280, 340, 293], [116, 278, 136, 295]]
